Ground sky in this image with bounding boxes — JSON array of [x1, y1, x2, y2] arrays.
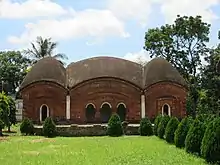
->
[[0, 0, 220, 65]]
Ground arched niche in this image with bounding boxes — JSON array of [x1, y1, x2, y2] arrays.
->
[[162, 104, 171, 116], [117, 103, 127, 121], [40, 104, 49, 122], [100, 102, 112, 123], [85, 103, 96, 123]]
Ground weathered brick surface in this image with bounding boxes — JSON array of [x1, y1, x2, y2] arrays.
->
[[69, 78, 142, 124], [21, 79, 187, 124], [21, 82, 67, 123], [144, 82, 187, 119]]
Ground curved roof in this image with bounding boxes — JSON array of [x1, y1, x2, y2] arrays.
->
[[143, 57, 187, 88], [67, 56, 143, 88], [20, 57, 66, 89]]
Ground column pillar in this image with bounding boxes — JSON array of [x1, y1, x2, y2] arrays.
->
[[66, 95, 70, 120], [141, 95, 146, 118]]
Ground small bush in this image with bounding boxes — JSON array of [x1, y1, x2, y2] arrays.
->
[[201, 117, 220, 164], [185, 118, 206, 155], [107, 114, 124, 137], [154, 115, 162, 136], [43, 117, 57, 138], [174, 117, 193, 148], [157, 115, 170, 139], [139, 117, 153, 136], [165, 117, 179, 143], [20, 118, 34, 135]]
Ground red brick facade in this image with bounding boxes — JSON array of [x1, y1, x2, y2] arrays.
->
[[21, 79, 187, 124], [20, 56, 188, 124]]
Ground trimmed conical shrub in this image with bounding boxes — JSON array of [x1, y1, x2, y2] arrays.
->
[[174, 117, 193, 148], [139, 117, 153, 136], [43, 117, 57, 138], [107, 114, 124, 137], [201, 117, 220, 164], [154, 115, 162, 136], [157, 115, 170, 139], [165, 117, 179, 143], [185, 118, 206, 155], [20, 118, 34, 135]]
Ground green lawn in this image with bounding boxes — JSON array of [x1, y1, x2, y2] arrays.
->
[[0, 134, 208, 165]]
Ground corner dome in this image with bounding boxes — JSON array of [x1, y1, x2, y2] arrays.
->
[[66, 56, 143, 88], [20, 57, 66, 90], [144, 57, 187, 88]]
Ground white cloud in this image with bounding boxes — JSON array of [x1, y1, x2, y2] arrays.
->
[[159, 0, 220, 23], [0, 0, 69, 19], [108, 0, 155, 26], [123, 49, 151, 65], [7, 9, 129, 45]]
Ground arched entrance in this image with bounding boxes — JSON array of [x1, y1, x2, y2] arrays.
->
[[117, 103, 126, 121], [40, 104, 49, 122], [85, 103, 96, 123], [162, 104, 171, 116], [100, 102, 112, 123]]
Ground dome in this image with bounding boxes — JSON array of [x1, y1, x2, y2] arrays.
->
[[143, 57, 187, 88], [20, 57, 66, 89], [66, 56, 143, 88]]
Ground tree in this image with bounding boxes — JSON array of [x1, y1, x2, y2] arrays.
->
[[43, 117, 57, 138], [0, 51, 31, 94], [157, 115, 170, 139], [24, 36, 68, 65], [144, 15, 210, 117], [154, 115, 162, 136], [7, 96, 16, 132], [0, 92, 9, 130], [139, 117, 153, 136], [107, 114, 124, 137], [20, 118, 34, 135], [165, 117, 179, 143]]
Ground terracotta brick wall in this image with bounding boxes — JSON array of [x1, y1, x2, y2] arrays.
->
[[21, 82, 67, 122], [144, 82, 187, 119], [69, 78, 142, 123]]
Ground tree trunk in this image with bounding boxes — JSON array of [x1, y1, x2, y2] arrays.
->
[[8, 126, 11, 132], [0, 129, 3, 136]]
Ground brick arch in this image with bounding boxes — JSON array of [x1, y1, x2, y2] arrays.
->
[[144, 82, 187, 119], [20, 81, 67, 123], [69, 77, 142, 124]]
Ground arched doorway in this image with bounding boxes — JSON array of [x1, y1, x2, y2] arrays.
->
[[162, 104, 170, 116], [85, 103, 96, 123], [100, 102, 112, 123], [117, 103, 126, 121], [40, 104, 49, 122]]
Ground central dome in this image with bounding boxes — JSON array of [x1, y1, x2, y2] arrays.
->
[[66, 56, 143, 88]]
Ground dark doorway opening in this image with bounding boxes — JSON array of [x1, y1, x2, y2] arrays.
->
[[85, 104, 96, 123], [100, 103, 112, 123], [117, 104, 126, 121], [163, 104, 169, 116], [41, 105, 48, 121]]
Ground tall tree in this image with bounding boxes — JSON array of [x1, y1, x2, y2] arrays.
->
[[144, 15, 211, 117], [7, 96, 16, 132], [24, 36, 68, 65], [0, 92, 9, 134], [0, 51, 31, 95]]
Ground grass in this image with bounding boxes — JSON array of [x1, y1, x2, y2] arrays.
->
[[0, 129, 208, 165]]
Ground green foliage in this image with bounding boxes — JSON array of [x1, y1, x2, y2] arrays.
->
[[7, 96, 16, 131], [20, 118, 34, 135], [185, 119, 206, 155], [139, 117, 153, 136], [174, 117, 194, 148], [201, 117, 220, 163], [157, 115, 170, 139], [43, 117, 57, 138], [0, 119, 4, 129], [144, 15, 210, 82], [153, 115, 162, 136], [107, 114, 124, 137], [24, 36, 68, 65], [0, 92, 10, 128], [0, 51, 31, 94], [165, 117, 179, 143]]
